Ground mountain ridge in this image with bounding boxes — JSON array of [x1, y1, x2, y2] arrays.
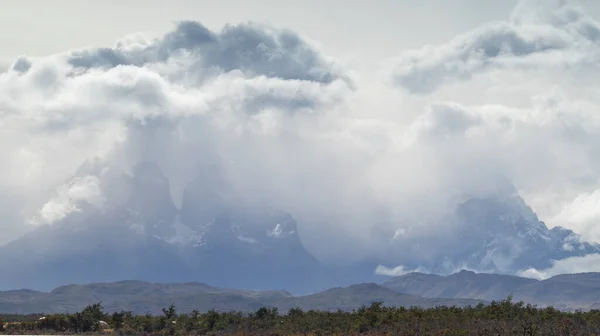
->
[[0, 280, 483, 315], [383, 270, 600, 311], [1, 158, 599, 295], [3, 270, 600, 314]]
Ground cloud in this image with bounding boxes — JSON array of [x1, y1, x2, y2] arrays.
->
[[387, 0, 600, 94], [34, 175, 104, 225], [1, 0, 600, 272], [267, 224, 294, 238], [549, 189, 600, 244], [67, 21, 340, 84], [0, 20, 355, 248], [518, 253, 600, 279], [375, 264, 435, 277], [375, 265, 410, 277]]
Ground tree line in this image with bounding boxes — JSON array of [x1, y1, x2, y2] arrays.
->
[[2, 297, 600, 335]]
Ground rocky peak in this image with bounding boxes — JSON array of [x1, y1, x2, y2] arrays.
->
[[180, 164, 238, 228], [128, 161, 176, 214], [456, 192, 542, 232], [449, 191, 600, 273]]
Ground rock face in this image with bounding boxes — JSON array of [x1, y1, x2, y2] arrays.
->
[[448, 193, 599, 273], [383, 189, 600, 275], [176, 166, 325, 291], [0, 160, 325, 294]]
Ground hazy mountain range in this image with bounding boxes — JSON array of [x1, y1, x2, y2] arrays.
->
[[1, 159, 599, 295], [2, 270, 600, 314], [383, 270, 600, 311], [0, 280, 484, 315]]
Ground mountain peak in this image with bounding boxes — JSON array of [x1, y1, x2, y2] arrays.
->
[[455, 270, 476, 276], [132, 161, 169, 186]]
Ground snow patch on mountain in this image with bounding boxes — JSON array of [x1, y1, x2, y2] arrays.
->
[[161, 216, 205, 247], [237, 235, 259, 244], [268, 223, 295, 238]]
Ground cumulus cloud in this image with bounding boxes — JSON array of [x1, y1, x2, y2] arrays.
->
[[1, 0, 600, 271], [67, 21, 341, 84], [387, 0, 600, 94], [549, 190, 600, 244]]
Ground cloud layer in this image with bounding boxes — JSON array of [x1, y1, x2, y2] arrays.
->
[[1, 0, 600, 271], [388, 0, 600, 94]]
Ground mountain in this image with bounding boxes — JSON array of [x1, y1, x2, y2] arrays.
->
[[3, 272, 600, 315], [449, 193, 599, 273], [0, 281, 483, 315], [383, 270, 600, 311], [385, 190, 600, 275], [0, 160, 326, 294], [383, 270, 537, 302], [275, 283, 483, 312], [0, 162, 197, 290], [0, 281, 292, 315], [1, 158, 599, 295], [177, 165, 328, 291]]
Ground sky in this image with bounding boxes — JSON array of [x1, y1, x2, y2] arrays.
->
[[2, 0, 600, 274]]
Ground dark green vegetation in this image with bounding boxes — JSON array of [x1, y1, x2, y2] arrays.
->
[[3, 298, 600, 335], [0, 281, 481, 315]]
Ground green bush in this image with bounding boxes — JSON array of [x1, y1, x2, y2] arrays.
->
[[3, 298, 600, 335]]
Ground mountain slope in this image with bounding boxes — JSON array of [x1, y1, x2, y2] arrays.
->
[[513, 273, 600, 311], [277, 283, 483, 312], [0, 162, 196, 290], [0, 281, 290, 315], [383, 270, 537, 301], [384, 270, 600, 311]]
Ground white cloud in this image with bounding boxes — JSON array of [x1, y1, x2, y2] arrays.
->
[[237, 235, 258, 244], [35, 176, 104, 225], [375, 265, 410, 277], [518, 254, 600, 279], [375, 264, 432, 277], [267, 223, 294, 238], [549, 190, 600, 244]]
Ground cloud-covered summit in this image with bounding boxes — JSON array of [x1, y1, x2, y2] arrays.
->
[[1, 0, 600, 277], [0, 20, 351, 245]]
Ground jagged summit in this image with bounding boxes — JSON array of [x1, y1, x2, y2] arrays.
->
[[384, 190, 600, 276], [450, 192, 599, 273], [0, 159, 325, 293]]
